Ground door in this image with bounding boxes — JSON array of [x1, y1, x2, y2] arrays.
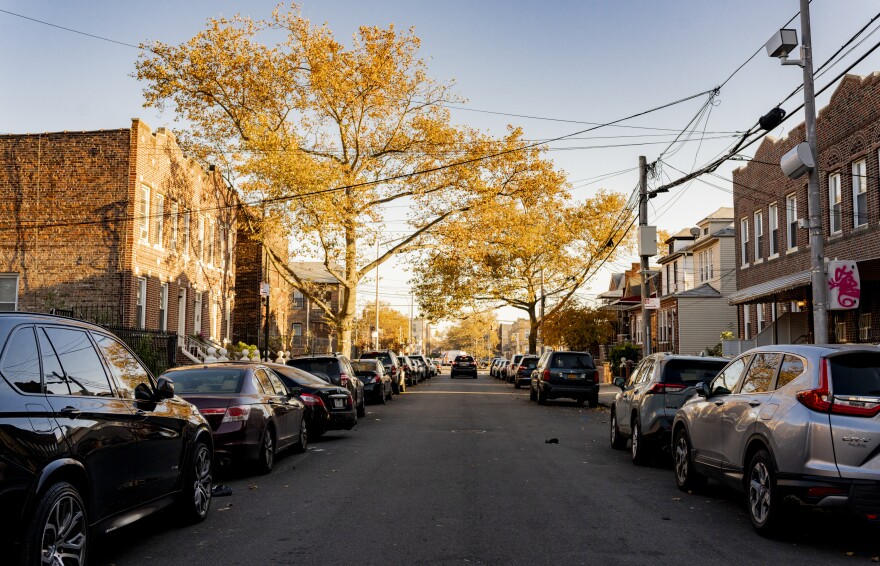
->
[[720, 352, 780, 473], [177, 288, 187, 336], [689, 355, 751, 469], [92, 332, 187, 502], [38, 326, 139, 518], [194, 292, 202, 335], [617, 358, 651, 435], [255, 368, 292, 447]]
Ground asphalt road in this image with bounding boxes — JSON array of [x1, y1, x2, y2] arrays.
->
[[95, 369, 880, 565]]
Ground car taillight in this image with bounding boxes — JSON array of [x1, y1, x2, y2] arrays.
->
[[390, 366, 397, 375], [806, 486, 847, 498], [200, 405, 250, 422], [340, 372, 349, 386], [646, 382, 686, 394], [543, 369, 551, 381], [199, 407, 226, 416], [518, 365, 527, 371], [797, 359, 834, 413], [371, 373, 381, 384], [299, 393, 325, 407]]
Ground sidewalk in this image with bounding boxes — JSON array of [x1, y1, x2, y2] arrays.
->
[[598, 383, 619, 407]]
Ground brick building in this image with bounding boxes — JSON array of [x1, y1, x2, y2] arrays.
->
[[731, 73, 880, 346], [0, 120, 236, 344], [288, 262, 343, 354]]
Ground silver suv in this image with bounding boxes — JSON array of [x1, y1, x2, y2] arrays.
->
[[672, 345, 880, 534], [610, 354, 727, 465]]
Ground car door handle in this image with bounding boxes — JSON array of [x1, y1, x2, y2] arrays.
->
[[714, 401, 724, 406], [59, 406, 81, 417], [135, 409, 148, 417], [749, 401, 761, 408]]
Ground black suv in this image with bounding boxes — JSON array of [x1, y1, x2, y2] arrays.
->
[[529, 350, 599, 406], [359, 350, 405, 394], [286, 353, 366, 417], [0, 313, 214, 564], [450, 355, 478, 379]]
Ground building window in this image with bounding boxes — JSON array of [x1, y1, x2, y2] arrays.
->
[[170, 202, 178, 251], [835, 315, 848, 343], [154, 193, 164, 247], [292, 323, 303, 336], [293, 289, 304, 308], [207, 220, 215, 266], [136, 277, 147, 329], [673, 261, 678, 291], [859, 313, 872, 341], [138, 185, 150, 241], [757, 304, 765, 333], [768, 203, 778, 256], [786, 193, 798, 250], [829, 172, 842, 234], [197, 216, 205, 261], [194, 291, 203, 334], [0, 274, 19, 311], [743, 304, 751, 340], [183, 209, 191, 256], [754, 211, 763, 260], [708, 249, 714, 279], [740, 218, 749, 265], [159, 283, 168, 332], [853, 159, 867, 227]]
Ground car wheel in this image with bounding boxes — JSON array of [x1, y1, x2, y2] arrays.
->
[[514, 381, 520, 389], [294, 417, 309, 454], [529, 386, 537, 402], [631, 417, 649, 466], [575, 398, 585, 406], [537, 388, 547, 405], [256, 426, 276, 474], [610, 410, 626, 450], [747, 449, 783, 535], [22, 481, 88, 566], [357, 397, 366, 418], [391, 382, 399, 395], [178, 440, 213, 523], [588, 395, 599, 409], [379, 386, 388, 405], [673, 428, 706, 492]]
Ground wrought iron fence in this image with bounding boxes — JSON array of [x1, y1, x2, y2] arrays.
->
[[103, 326, 178, 377], [50, 305, 122, 326]]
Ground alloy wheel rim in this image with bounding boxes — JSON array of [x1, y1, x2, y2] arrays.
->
[[610, 414, 617, 444], [674, 436, 689, 484], [264, 432, 274, 468], [749, 461, 771, 524], [41, 493, 86, 566], [631, 424, 639, 457], [300, 420, 308, 448], [193, 445, 212, 517]]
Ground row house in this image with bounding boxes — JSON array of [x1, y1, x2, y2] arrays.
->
[[0, 120, 236, 347], [598, 262, 659, 352], [289, 262, 344, 354], [731, 73, 880, 347], [655, 208, 738, 355]]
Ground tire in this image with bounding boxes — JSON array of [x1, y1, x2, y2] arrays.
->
[[379, 385, 388, 404], [610, 409, 627, 450], [529, 386, 538, 402], [537, 387, 547, 405], [631, 417, 649, 466], [575, 398, 585, 406], [514, 381, 520, 389], [386, 386, 393, 401], [256, 426, 276, 474], [179, 440, 213, 523], [747, 449, 784, 535], [673, 427, 706, 492], [391, 382, 399, 395], [294, 417, 309, 454], [357, 397, 366, 418], [21, 481, 88, 566], [588, 395, 599, 409]]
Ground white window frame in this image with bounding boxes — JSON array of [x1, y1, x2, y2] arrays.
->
[[743, 304, 751, 340], [154, 193, 164, 247], [0, 273, 20, 311], [708, 248, 714, 279], [829, 172, 842, 234], [138, 185, 150, 242], [136, 277, 147, 329], [740, 218, 749, 266], [208, 220, 216, 266], [194, 291, 203, 335], [757, 303, 765, 333], [159, 283, 168, 332], [853, 159, 867, 228], [183, 210, 191, 257], [786, 193, 798, 251], [768, 203, 778, 256], [754, 211, 763, 262], [197, 216, 205, 261], [170, 202, 178, 251]]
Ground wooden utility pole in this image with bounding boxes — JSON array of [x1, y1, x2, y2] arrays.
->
[[639, 155, 652, 356]]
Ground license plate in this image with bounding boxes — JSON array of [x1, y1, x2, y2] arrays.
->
[[333, 399, 344, 408], [567, 373, 579, 380]]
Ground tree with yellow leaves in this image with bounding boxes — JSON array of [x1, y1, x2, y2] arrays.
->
[[136, 5, 557, 355]]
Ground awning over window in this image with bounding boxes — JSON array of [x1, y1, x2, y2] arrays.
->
[[728, 270, 810, 305]]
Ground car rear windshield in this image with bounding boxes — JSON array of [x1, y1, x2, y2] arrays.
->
[[550, 353, 594, 369], [287, 358, 341, 381], [361, 352, 392, 365], [271, 365, 330, 386], [351, 361, 379, 374], [663, 359, 727, 386], [455, 356, 474, 362], [520, 357, 539, 369], [830, 354, 880, 397], [168, 368, 245, 394]]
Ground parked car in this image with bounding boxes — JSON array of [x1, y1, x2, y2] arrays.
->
[[360, 350, 405, 394], [490, 357, 506, 378], [609, 354, 727, 465], [512, 355, 539, 389], [400, 355, 420, 386], [506, 354, 526, 383], [529, 350, 599, 406], [0, 313, 214, 564], [495, 360, 510, 379], [352, 359, 393, 404], [672, 345, 880, 533], [451, 354, 478, 379], [411, 354, 436, 378], [409, 356, 427, 383], [163, 362, 308, 473], [287, 353, 365, 417], [270, 363, 358, 437]]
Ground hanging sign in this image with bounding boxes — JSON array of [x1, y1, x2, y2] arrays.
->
[[260, 282, 270, 297], [827, 260, 860, 310], [644, 298, 660, 309]]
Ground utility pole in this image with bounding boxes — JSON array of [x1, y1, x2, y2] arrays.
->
[[408, 292, 413, 354], [539, 268, 545, 354], [374, 239, 380, 350], [799, 0, 828, 344], [639, 155, 652, 356]]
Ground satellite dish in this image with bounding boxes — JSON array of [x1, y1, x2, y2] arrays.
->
[[690, 227, 701, 237]]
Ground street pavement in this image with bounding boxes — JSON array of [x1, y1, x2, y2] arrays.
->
[[95, 369, 879, 565]]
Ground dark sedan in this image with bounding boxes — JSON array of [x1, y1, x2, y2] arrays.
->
[[286, 354, 366, 417], [352, 359, 393, 404], [164, 363, 308, 474], [269, 363, 358, 437]]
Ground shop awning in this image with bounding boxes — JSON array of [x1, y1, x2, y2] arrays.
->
[[728, 270, 810, 305]]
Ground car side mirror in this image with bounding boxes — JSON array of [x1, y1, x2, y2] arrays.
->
[[155, 376, 175, 400], [696, 382, 711, 398], [612, 377, 625, 389], [287, 387, 302, 397]]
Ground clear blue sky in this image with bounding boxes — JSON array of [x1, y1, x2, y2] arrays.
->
[[3, 1, 880, 322]]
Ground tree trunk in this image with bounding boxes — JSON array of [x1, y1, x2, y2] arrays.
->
[[528, 306, 539, 354]]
